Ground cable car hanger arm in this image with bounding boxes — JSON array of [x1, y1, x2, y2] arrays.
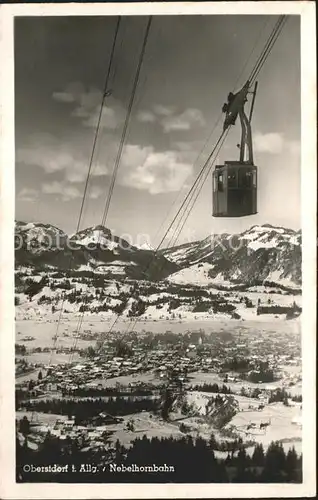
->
[[222, 80, 258, 164]]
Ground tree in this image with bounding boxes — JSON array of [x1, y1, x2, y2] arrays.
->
[[251, 387, 262, 399], [262, 442, 286, 482], [240, 386, 248, 397], [86, 346, 96, 358], [252, 443, 265, 466], [114, 340, 133, 358], [209, 433, 218, 450], [285, 447, 298, 481], [237, 447, 248, 473], [38, 371, 43, 381], [15, 344, 26, 356], [19, 416, 30, 437]]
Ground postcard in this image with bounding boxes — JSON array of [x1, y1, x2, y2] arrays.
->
[[0, 1, 316, 498]]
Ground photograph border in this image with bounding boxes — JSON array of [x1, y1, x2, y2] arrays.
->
[[0, 2, 316, 498]]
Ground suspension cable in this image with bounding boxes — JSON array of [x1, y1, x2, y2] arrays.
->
[[101, 16, 153, 227], [249, 16, 287, 84], [153, 15, 271, 250], [69, 16, 153, 361], [121, 129, 231, 337], [170, 16, 289, 251], [170, 129, 231, 248], [108, 16, 291, 341], [95, 13, 289, 351], [250, 16, 288, 84], [96, 129, 227, 349]]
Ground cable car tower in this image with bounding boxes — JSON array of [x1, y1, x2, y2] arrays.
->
[[213, 80, 258, 218]]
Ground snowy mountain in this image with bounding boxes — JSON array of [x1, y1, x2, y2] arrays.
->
[[15, 221, 177, 281], [162, 224, 301, 288], [15, 222, 302, 321], [136, 242, 155, 251], [15, 221, 301, 287], [15, 221, 67, 252], [69, 225, 134, 253]]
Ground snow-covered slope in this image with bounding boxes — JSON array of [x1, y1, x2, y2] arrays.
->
[[15, 221, 301, 287], [163, 224, 301, 288], [15, 221, 177, 281], [70, 225, 134, 253], [15, 221, 67, 254]]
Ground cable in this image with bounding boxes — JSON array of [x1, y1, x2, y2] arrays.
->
[[249, 16, 287, 84], [95, 129, 227, 348], [93, 20, 268, 346], [248, 16, 284, 83], [49, 16, 121, 366], [170, 129, 231, 248], [77, 16, 122, 235], [250, 17, 288, 84], [101, 16, 153, 227], [157, 131, 226, 252], [95, 13, 290, 350], [70, 16, 153, 359], [169, 16, 289, 252], [232, 16, 271, 91], [116, 16, 291, 338], [152, 16, 271, 250], [121, 130, 231, 337]]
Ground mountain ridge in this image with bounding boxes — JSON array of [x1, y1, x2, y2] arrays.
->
[[15, 220, 301, 286]]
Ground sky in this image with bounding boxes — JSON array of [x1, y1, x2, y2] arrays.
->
[[15, 14, 301, 247]]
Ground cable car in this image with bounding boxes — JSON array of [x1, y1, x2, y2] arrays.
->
[[213, 80, 258, 218]]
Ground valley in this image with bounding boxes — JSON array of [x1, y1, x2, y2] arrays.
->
[[15, 221, 303, 482]]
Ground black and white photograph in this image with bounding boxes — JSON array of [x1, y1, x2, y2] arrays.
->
[[0, 1, 316, 498]]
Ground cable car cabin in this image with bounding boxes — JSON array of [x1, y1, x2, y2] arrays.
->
[[214, 80, 259, 218], [212, 162, 257, 217]]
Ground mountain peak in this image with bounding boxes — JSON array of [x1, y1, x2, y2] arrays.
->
[[70, 225, 114, 247]]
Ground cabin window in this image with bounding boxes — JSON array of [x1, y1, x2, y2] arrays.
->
[[227, 172, 237, 188], [217, 173, 224, 192], [239, 170, 253, 188], [252, 170, 257, 187]]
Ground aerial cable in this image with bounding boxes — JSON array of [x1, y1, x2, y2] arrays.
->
[[248, 15, 285, 83], [129, 130, 230, 336], [232, 16, 271, 92], [69, 310, 84, 364], [71, 16, 153, 357], [169, 129, 231, 248], [95, 14, 289, 349], [49, 16, 121, 366], [101, 16, 153, 227], [121, 130, 231, 338], [156, 130, 227, 252], [94, 18, 273, 347], [67, 19, 129, 362], [118, 18, 290, 337], [152, 17, 270, 250], [249, 16, 287, 84], [96, 129, 228, 347], [250, 16, 288, 84], [250, 16, 286, 82], [153, 111, 224, 249], [77, 16, 122, 235]]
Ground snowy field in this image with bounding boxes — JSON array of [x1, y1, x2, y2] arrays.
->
[[16, 315, 300, 344], [188, 371, 302, 398]]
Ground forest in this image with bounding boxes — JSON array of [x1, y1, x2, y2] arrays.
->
[[16, 433, 302, 483]]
